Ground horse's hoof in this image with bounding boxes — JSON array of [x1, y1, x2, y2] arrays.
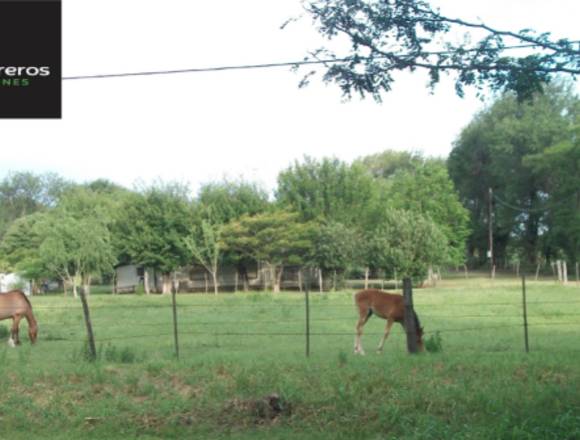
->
[[7, 338, 16, 348]]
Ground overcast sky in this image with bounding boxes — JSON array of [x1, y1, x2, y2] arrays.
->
[[1, 0, 578, 194]]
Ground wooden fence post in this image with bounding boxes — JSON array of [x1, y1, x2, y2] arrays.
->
[[403, 277, 418, 354], [79, 285, 97, 361], [522, 275, 529, 353], [304, 268, 311, 358]]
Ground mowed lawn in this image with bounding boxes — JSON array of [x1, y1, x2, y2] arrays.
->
[[0, 276, 579, 439]]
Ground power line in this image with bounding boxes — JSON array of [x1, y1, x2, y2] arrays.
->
[[493, 193, 579, 214], [62, 43, 565, 81]]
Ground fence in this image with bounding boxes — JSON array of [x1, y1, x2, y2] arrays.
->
[[3, 275, 580, 363]]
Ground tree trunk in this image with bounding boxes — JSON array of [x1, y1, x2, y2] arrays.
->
[[242, 267, 249, 292], [273, 266, 284, 293], [557, 260, 563, 283], [212, 271, 219, 295], [204, 272, 208, 293], [318, 268, 323, 293], [144, 269, 150, 294], [72, 275, 78, 299], [364, 267, 369, 290], [298, 269, 303, 293], [563, 261, 568, 284], [535, 262, 541, 281], [162, 273, 172, 294]]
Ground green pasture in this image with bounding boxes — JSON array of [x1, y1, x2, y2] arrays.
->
[[0, 277, 579, 439]]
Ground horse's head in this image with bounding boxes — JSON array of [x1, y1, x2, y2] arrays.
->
[[29, 324, 38, 344], [416, 326, 425, 352]]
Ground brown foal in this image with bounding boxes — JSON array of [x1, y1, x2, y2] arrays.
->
[[0, 290, 38, 346], [354, 289, 423, 355]]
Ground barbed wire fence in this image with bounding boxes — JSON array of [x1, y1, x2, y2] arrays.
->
[[2, 274, 578, 364]]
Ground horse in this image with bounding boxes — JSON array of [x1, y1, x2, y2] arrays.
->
[[354, 289, 423, 355], [0, 290, 38, 346]]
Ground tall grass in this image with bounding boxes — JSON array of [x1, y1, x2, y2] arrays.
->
[[0, 277, 579, 439]]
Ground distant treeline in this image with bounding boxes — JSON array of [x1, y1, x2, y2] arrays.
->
[[1, 83, 578, 293]]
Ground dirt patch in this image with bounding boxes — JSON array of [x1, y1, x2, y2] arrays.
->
[[223, 393, 292, 426]]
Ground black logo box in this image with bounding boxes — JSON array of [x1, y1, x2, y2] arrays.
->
[[0, 0, 61, 119]]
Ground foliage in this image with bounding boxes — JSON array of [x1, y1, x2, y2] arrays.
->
[[197, 180, 270, 224], [0, 171, 70, 239], [310, 221, 359, 274], [184, 219, 223, 294], [115, 183, 193, 276], [448, 82, 579, 265], [222, 211, 315, 291], [381, 159, 470, 266], [362, 208, 449, 281], [0, 213, 46, 277], [524, 124, 580, 263], [276, 156, 377, 226], [355, 150, 424, 179], [34, 199, 117, 291], [424, 331, 443, 353], [291, 0, 579, 101]]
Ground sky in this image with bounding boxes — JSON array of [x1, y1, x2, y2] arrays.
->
[[1, 0, 579, 195]]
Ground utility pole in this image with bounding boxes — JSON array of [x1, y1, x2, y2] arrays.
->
[[488, 187, 495, 279]]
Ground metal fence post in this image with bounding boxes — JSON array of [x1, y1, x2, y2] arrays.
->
[[403, 277, 418, 354], [171, 279, 180, 360], [304, 268, 311, 358]]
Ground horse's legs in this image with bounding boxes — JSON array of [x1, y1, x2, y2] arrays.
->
[[354, 312, 370, 355], [10, 315, 22, 346], [377, 318, 394, 353]]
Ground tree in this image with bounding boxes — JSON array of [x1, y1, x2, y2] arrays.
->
[[222, 211, 315, 292], [276, 156, 377, 226], [35, 214, 116, 297], [310, 221, 359, 290], [448, 82, 578, 266], [197, 180, 270, 224], [30, 188, 117, 297], [362, 208, 449, 282], [115, 183, 192, 294], [184, 219, 222, 295], [525, 123, 580, 265], [355, 150, 423, 179], [0, 213, 48, 289], [0, 171, 70, 239], [379, 158, 470, 266], [290, 0, 579, 101]]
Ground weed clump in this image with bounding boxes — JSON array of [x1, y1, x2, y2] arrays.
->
[[425, 331, 443, 353]]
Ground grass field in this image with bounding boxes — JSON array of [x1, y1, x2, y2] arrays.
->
[[0, 276, 579, 439]]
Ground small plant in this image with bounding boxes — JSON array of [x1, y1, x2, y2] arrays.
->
[[337, 350, 348, 367], [425, 331, 443, 353], [103, 343, 139, 363]]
